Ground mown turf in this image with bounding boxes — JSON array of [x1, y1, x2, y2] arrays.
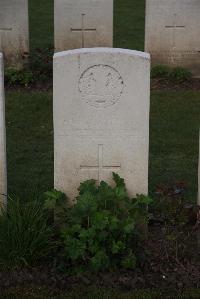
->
[[114, 0, 145, 50], [6, 91, 53, 197], [29, 0, 54, 50], [149, 91, 200, 201]]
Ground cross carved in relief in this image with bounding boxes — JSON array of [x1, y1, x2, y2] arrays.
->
[[80, 144, 121, 184], [165, 13, 185, 48], [71, 14, 96, 47]]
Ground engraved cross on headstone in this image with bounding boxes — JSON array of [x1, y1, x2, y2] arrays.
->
[[165, 13, 185, 48], [80, 144, 121, 184], [0, 27, 12, 32], [71, 14, 96, 47]]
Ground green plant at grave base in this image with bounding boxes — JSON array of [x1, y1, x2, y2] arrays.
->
[[44, 189, 67, 225], [29, 47, 53, 81], [57, 173, 152, 273], [151, 65, 171, 79], [151, 65, 192, 83], [5, 48, 53, 87], [5, 68, 35, 87], [0, 196, 52, 269], [168, 67, 192, 83]]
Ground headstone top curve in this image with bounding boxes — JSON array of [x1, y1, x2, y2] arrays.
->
[[53, 48, 150, 61]]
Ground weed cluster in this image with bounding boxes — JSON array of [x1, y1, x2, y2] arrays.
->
[[5, 47, 53, 87], [151, 65, 192, 83], [0, 197, 52, 269], [0, 174, 152, 272]]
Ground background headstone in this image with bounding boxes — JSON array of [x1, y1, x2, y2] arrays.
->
[[54, 0, 113, 52], [54, 48, 150, 202], [145, 0, 200, 76], [0, 0, 29, 68], [0, 53, 7, 208]]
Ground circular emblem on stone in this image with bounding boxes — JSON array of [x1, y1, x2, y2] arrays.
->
[[79, 65, 124, 108]]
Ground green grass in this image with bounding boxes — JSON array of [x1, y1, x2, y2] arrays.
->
[[6, 91, 53, 196], [6, 91, 200, 201], [29, 0, 145, 51], [149, 91, 200, 201], [114, 0, 145, 50], [29, 0, 54, 50]]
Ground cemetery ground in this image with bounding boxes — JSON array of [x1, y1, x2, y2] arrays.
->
[[1, 0, 200, 298]]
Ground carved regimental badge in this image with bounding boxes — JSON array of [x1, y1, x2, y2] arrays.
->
[[79, 64, 124, 108]]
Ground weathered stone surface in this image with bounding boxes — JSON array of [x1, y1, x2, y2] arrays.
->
[[53, 48, 150, 202], [0, 0, 29, 68], [54, 0, 113, 51], [145, 0, 200, 76], [0, 53, 7, 208]]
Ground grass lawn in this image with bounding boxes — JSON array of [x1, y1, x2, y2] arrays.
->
[[6, 91, 200, 201], [149, 91, 200, 200], [29, 0, 54, 50], [6, 91, 53, 197]]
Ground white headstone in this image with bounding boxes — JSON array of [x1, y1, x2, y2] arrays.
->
[[0, 0, 29, 68], [53, 48, 150, 202], [145, 0, 200, 76], [54, 0, 113, 52], [0, 53, 7, 208]]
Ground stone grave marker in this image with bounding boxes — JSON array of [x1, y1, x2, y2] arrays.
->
[[53, 48, 150, 202], [0, 0, 29, 68], [54, 0, 113, 52], [0, 53, 7, 208], [145, 0, 200, 76]]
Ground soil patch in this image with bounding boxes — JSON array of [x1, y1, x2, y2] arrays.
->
[[151, 78, 200, 91], [0, 224, 199, 297]]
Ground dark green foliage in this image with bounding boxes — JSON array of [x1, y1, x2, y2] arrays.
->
[[151, 65, 192, 83], [5, 68, 35, 87], [44, 189, 67, 210], [59, 173, 152, 272], [44, 189, 68, 225], [0, 197, 52, 269], [168, 67, 192, 83], [5, 48, 53, 87], [151, 65, 170, 79], [29, 47, 53, 82]]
